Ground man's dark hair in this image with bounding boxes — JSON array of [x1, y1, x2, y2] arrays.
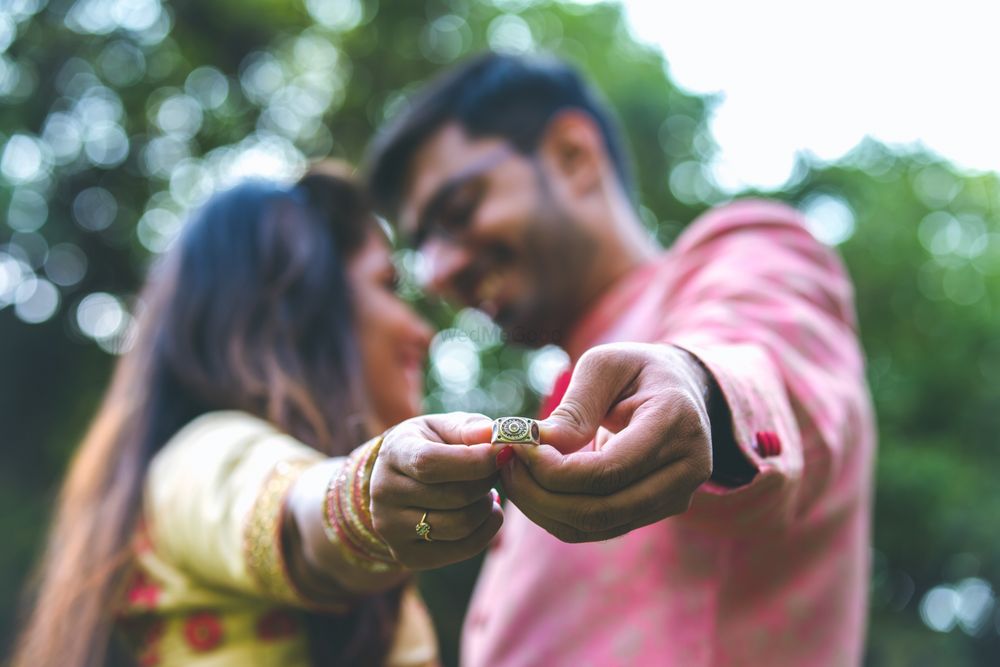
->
[[365, 51, 633, 218]]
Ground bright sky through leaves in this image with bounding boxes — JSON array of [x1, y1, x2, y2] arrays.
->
[[616, 0, 1000, 191]]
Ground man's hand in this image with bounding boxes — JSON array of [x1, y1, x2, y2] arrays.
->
[[370, 413, 502, 569], [499, 343, 714, 542]]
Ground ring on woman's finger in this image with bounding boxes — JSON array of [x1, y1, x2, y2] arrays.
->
[[415, 511, 432, 542], [491, 416, 540, 445]]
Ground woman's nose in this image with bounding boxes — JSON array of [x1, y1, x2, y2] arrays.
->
[[408, 312, 434, 351]]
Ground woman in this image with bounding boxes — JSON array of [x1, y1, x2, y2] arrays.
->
[[12, 164, 505, 667]]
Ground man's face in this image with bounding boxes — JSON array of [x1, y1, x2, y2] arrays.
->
[[398, 123, 597, 347]]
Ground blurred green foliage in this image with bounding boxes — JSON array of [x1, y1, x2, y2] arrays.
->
[[1, 0, 998, 665]]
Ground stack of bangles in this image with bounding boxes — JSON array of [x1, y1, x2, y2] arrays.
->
[[321, 417, 540, 568], [321, 435, 401, 574]]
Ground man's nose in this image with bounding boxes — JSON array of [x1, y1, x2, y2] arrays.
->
[[420, 239, 472, 296]]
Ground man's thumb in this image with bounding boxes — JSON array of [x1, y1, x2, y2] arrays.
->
[[538, 348, 630, 453]]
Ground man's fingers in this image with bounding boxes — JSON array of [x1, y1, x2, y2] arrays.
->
[[501, 454, 704, 534], [509, 436, 658, 496], [537, 347, 641, 453], [522, 394, 707, 494], [506, 491, 670, 544]]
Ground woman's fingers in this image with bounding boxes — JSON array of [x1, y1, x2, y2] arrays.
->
[[419, 412, 495, 446], [407, 495, 496, 542], [368, 413, 508, 569], [381, 434, 499, 483], [393, 502, 504, 570], [379, 414, 502, 484], [376, 494, 496, 544], [373, 473, 498, 511]]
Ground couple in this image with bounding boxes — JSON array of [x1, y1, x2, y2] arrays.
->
[[14, 53, 875, 667]]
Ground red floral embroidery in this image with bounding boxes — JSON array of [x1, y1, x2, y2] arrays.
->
[[256, 609, 299, 641], [183, 612, 224, 652], [126, 570, 160, 609]]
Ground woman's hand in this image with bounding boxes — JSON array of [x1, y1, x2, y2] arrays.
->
[[370, 412, 503, 569]]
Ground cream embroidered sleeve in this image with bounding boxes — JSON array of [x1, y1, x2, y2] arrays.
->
[[145, 412, 343, 608]]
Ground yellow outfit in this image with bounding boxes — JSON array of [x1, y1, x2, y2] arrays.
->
[[116, 411, 438, 666]]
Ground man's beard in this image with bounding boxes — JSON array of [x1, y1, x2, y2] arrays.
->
[[498, 192, 599, 348]]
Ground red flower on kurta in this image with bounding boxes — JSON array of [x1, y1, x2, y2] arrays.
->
[[256, 609, 299, 641], [126, 570, 160, 609], [184, 612, 224, 652]]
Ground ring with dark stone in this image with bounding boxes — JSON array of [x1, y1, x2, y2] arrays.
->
[[491, 417, 541, 445]]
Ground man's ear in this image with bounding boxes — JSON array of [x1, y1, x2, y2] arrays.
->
[[538, 110, 606, 197]]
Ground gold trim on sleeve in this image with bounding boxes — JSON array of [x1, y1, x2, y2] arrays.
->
[[243, 458, 324, 606]]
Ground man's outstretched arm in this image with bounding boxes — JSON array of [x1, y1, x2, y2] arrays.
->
[[499, 200, 872, 541]]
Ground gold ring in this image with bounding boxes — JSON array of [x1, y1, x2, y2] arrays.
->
[[491, 417, 540, 445], [415, 511, 432, 542]]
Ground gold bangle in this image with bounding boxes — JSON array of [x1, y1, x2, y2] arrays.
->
[[322, 435, 400, 573]]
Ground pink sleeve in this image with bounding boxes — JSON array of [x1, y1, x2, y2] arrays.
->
[[663, 200, 870, 532]]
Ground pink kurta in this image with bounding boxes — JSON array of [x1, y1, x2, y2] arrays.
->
[[462, 200, 876, 667]]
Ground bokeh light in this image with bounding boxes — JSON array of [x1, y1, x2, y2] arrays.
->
[[304, 0, 363, 31], [185, 67, 229, 110], [65, 0, 165, 35], [44, 244, 88, 287], [0, 250, 30, 308], [75, 291, 133, 353], [921, 585, 961, 633], [526, 346, 569, 395], [487, 14, 534, 53], [1, 134, 50, 184], [800, 194, 856, 246], [6, 188, 48, 233], [431, 333, 481, 395], [73, 187, 118, 231], [14, 277, 59, 324]]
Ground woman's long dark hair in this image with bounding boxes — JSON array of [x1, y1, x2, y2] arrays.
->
[[12, 164, 402, 667]]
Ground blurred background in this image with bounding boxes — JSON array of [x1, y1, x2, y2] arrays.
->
[[1, 0, 998, 665]]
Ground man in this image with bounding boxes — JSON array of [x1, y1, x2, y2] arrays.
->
[[366, 52, 875, 666]]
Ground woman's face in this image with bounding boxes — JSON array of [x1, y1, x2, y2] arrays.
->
[[348, 230, 433, 430]]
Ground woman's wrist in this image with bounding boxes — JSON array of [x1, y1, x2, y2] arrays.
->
[[321, 435, 402, 573], [285, 445, 406, 600]]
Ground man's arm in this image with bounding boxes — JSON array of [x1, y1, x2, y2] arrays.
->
[[500, 200, 871, 541]]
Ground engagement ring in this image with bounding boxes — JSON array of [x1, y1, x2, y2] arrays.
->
[[415, 511, 432, 542]]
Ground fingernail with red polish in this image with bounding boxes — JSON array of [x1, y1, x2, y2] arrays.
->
[[496, 446, 514, 467]]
